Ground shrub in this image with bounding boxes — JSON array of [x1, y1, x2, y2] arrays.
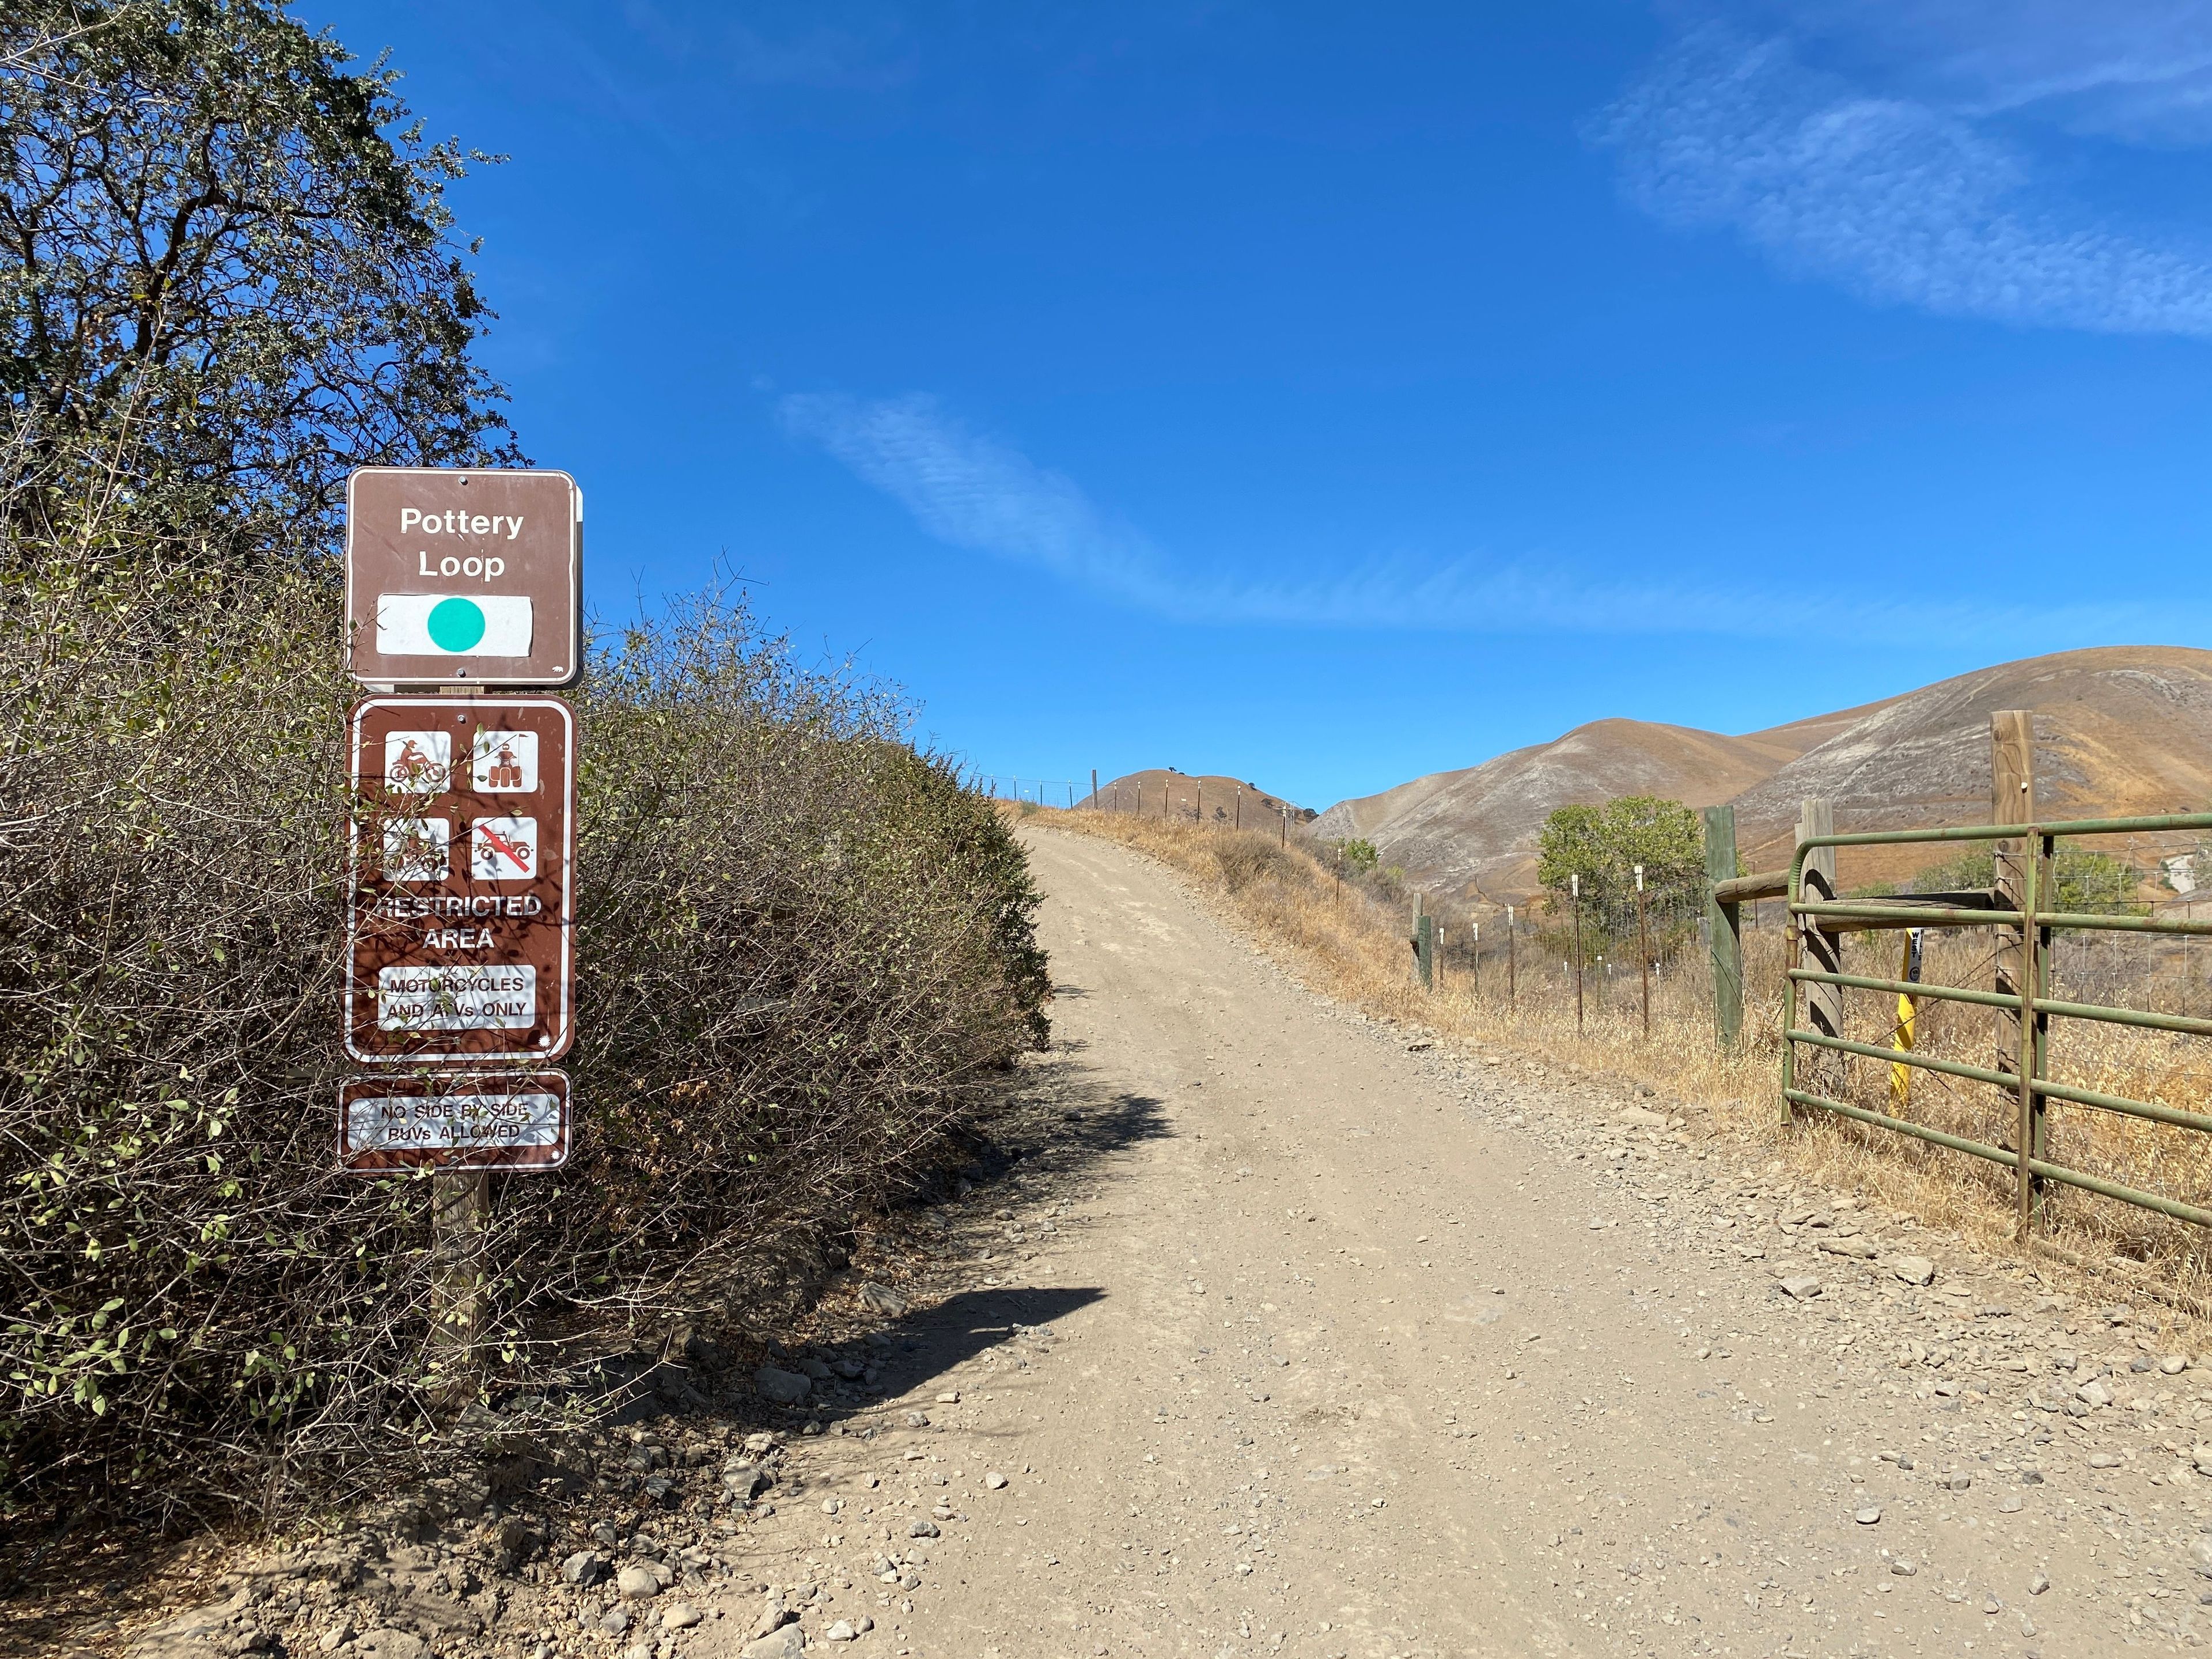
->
[[1907, 843, 2142, 914], [0, 548, 1046, 1522]]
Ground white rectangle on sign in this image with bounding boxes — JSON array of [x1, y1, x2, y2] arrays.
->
[[471, 816, 538, 880], [472, 729, 539, 791], [382, 817, 449, 881], [384, 730, 452, 794], [376, 593, 534, 658], [376, 963, 536, 1030], [345, 1090, 563, 1154]]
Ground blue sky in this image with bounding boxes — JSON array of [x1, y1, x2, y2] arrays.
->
[[310, 1, 2212, 809]]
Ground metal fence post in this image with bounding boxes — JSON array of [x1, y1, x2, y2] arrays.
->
[[2015, 843, 2043, 1238], [1635, 863, 1650, 1037], [1702, 805, 1743, 1048], [1571, 873, 1585, 1035], [1506, 904, 1517, 1009]]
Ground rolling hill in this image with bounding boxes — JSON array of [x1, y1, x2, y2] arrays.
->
[[1309, 646, 2212, 904], [1086, 770, 1309, 830]]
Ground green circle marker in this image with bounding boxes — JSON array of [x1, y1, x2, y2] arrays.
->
[[426, 596, 486, 653]]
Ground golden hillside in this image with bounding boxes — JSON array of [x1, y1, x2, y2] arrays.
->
[[1310, 646, 2212, 903]]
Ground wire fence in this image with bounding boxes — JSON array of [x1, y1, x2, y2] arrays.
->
[[966, 772, 1082, 808]]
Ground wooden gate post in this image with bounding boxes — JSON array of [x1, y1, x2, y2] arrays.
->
[[1991, 710, 2046, 1230], [1795, 798, 1844, 1105], [1798, 798, 1842, 1030], [1703, 805, 1743, 1047]]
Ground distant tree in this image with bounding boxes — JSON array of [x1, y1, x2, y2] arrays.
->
[[1, 0, 520, 558], [1909, 843, 2142, 914], [1537, 795, 1704, 936], [1339, 838, 1379, 874]]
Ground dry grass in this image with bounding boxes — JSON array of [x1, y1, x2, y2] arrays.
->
[[1036, 803, 2212, 1334]]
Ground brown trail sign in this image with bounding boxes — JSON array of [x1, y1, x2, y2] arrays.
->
[[346, 696, 575, 1065], [344, 468, 581, 688]]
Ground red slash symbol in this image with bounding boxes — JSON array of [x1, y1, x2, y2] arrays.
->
[[478, 823, 533, 874]]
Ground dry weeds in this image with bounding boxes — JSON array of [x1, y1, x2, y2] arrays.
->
[[1039, 804, 2212, 1336]]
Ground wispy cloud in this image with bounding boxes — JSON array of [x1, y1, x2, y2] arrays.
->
[[779, 392, 1177, 605], [779, 391, 2149, 642], [1594, 12, 2212, 338], [1751, 2, 2212, 141]]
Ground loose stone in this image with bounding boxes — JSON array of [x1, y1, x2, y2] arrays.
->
[[755, 1365, 812, 1405]]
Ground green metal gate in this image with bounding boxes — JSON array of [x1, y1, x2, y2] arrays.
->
[[1782, 812, 2212, 1238]]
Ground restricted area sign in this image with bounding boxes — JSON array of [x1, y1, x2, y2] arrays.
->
[[347, 696, 574, 1063], [344, 468, 581, 687], [339, 1070, 571, 1172]]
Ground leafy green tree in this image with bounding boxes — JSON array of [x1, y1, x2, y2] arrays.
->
[[1537, 795, 1705, 939], [1, 0, 519, 558], [1339, 838, 1378, 873]]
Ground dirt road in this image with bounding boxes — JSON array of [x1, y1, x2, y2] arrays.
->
[[710, 823, 2200, 1659], [112, 823, 2207, 1659]]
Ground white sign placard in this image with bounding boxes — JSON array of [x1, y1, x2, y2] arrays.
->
[[345, 1090, 564, 1153], [471, 816, 539, 880], [381, 817, 450, 881], [384, 730, 452, 794], [375, 593, 535, 658], [376, 963, 536, 1031], [472, 729, 539, 792]]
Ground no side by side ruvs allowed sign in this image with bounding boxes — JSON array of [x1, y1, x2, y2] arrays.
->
[[346, 696, 575, 1071], [339, 1071, 571, 1172]]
